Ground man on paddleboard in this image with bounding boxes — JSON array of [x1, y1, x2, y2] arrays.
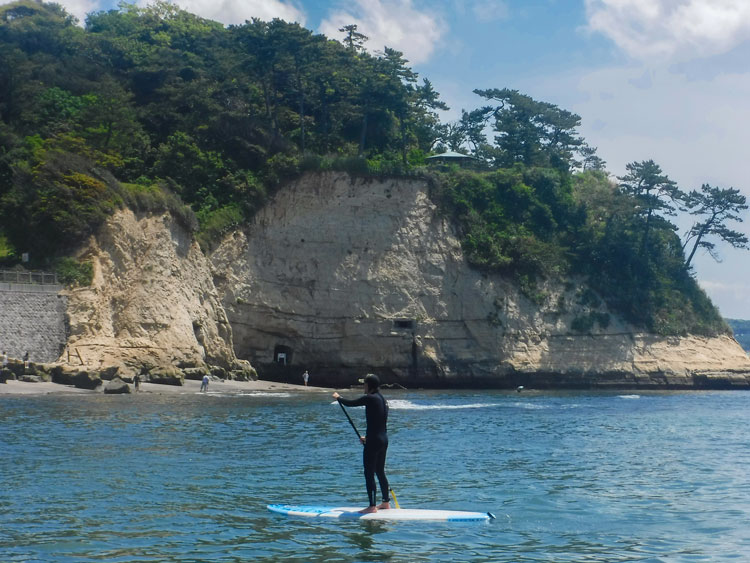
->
[[333, 374, 391, 514]]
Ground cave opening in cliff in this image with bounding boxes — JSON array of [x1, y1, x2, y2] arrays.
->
[[274, 345, 293, 365], [393, 319, 415, 330]]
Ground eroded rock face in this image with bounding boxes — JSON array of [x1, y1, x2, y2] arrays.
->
[[59, 173, 750, 388], [210, 172, 750, 387], [62, 209, 236, 373]]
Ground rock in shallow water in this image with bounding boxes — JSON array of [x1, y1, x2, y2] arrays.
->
[[104, 377, 131, 394]]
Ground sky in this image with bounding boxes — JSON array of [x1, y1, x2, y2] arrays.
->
[[6, 0, 750, 318]]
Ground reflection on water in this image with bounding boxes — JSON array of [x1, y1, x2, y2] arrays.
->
[[2, 390, 750, 561]]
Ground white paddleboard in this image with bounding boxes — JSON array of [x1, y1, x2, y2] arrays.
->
[[267, 504, 495, 521]]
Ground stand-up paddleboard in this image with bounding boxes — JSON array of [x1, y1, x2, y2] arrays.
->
[[267, 504, 495, 521]]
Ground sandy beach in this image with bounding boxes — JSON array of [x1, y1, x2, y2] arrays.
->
[[0, 377, 333, 396]]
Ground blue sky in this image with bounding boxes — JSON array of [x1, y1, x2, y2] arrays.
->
[[6, 0, 750, 319]]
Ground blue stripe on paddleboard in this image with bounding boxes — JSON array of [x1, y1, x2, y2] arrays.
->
[[268, 504, 335, 515], [446, 516, 491, 522]]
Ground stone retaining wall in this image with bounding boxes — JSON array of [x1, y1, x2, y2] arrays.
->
[[0, 283, 67, 363]]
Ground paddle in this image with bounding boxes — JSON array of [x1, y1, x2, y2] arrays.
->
[[338, 399, 363, 441], [337, 400, 400, 509]]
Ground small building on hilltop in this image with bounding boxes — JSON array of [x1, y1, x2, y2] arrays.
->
[[426, 151, 476, 168]]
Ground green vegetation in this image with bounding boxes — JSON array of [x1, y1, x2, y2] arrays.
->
[[569, 169, 728, 335], [0, 0, 745, 333], [432, 165, 729, 335], [55, 257, 93, 286], [0, 1, 445, 255], [433, 167, 570, 279], [571, 312, 611, 334], [0, 233, 13, 259]]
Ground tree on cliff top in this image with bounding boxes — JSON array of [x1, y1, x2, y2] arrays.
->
[[472, 88, 584, 171], [682, 184, 748, 268], [617, 160, 684, 258]]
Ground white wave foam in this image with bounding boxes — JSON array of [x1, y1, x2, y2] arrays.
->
[[239, 392, 292, 397], [198, 391, 292, 397], [510, 402, 548, 410], [332, 398, 550, 411], [387, 399, 500, 411], [618, 395, 641, 399]]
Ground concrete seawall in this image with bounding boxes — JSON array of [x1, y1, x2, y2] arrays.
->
[[0, 283, 67, 363]]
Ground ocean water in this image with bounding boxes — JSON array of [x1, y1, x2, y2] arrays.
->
[[2, 389, 750, 562]]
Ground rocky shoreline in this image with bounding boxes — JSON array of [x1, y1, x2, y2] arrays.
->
[[0, 377, 326, 395], [0, 358, 323, 395]]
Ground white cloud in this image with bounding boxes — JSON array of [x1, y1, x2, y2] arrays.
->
[[471, 0, 509, 23], [585, 0, 750, 61], [62, 0, 100, 23], [319, 0, 446, 64], [700, 280, 750, 295], [699, 277, 750, 318], [138, 0, 306, 26], [567, 63, 750, 189]]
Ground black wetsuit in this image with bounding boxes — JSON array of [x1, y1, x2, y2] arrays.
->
[[338, 392, 389, 506]]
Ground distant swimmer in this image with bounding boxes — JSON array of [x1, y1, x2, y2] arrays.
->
[[333, 374, 390, 514]]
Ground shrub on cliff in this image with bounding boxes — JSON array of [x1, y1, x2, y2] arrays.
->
[[433, 167, 571, 280], [55, 257, 93, 286], [120, 180, 198, 233], [195, 204, 243, 251], [0, 234, 14, 264]]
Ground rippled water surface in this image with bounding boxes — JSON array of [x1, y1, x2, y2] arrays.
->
[[3, 389, 750, 561]]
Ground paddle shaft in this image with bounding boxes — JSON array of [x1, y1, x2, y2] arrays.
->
[[338, 400, 363, 441], [337, 399, 400, 508]]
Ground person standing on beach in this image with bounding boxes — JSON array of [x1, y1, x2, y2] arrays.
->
[[332, 374, 390, 514], [302, 370, 309, 386], [1, 351, 7, 370], [133, 373, 141, 392], [200, 374, 209, 392], [23, 351, 29, 369]]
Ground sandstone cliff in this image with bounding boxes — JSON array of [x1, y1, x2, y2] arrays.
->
[[209, 171, 750, 388], [60, 172, 750, 388], [63, 209, 236, 377]]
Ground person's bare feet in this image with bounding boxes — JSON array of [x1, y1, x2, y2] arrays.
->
[[377, 502, 391, 510], [359, 505, 378, 514]]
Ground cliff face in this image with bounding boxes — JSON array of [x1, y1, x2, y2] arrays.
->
[[63, 209, 235, 375], [209, 172, 750, 387], [63, 173, 750, 388]]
